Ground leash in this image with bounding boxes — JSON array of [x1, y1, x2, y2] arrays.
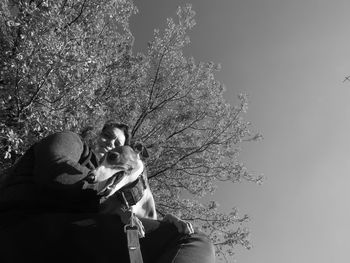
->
[[122, 193, 144, 263]]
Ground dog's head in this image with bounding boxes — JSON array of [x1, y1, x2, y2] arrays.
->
[[91, 143, 148, 199]]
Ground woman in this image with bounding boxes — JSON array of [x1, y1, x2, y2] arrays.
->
[[0, 122, 215, 263]]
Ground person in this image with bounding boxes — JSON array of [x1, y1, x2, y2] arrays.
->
[[0, 122, 215, 263], [91, 122, 131, 159]]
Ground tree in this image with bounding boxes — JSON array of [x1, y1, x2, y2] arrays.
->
[[0, 0, 137, 165], [0, 1, 262, 261]]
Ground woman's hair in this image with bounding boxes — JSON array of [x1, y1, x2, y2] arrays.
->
[[101, 122, 131, 146]]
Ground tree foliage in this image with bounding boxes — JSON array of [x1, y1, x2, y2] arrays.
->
[[0, 0, 262, 261]]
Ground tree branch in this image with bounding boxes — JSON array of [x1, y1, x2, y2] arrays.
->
[[64, 0, 88, 29]]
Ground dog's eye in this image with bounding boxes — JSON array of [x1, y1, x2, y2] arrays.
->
[[107, 152, 119, 162]]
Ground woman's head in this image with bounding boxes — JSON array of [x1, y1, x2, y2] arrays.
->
[[95, 122, 131, 157]]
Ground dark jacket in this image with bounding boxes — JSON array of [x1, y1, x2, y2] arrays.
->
[[0, 131, 100, 212]]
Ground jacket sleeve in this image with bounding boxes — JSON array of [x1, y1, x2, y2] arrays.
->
[[33, 131, 98, 202]]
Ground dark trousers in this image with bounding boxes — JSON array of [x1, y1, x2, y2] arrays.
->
[[0, 212, 215, 263]]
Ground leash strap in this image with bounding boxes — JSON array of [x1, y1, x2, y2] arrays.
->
[[122, 193, 144, 263], [125, 226, 144, 263]]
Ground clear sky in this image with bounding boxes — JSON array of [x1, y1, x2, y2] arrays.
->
[[131, 1, 350, 262]]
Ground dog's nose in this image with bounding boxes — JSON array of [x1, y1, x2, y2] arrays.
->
[[86, 171, 96, 183], [107, 151, 119, 162]]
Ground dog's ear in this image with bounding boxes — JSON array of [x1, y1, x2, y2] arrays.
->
[[132, 142, 149, 159]]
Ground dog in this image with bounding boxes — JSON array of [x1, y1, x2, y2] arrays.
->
[[89, 143, 194, 236], [89, 143, 156, 220]]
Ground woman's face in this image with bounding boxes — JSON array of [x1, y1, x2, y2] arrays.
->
[[96, 127, 126, 156]]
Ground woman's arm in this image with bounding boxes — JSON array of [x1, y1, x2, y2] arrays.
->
[[32, 131, 98, 203]]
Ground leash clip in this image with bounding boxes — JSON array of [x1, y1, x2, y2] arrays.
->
[[121, 192, 131, 211], [122, 192, 145, 238]]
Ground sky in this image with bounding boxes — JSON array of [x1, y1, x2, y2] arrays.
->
[[131, 1, 350, 262]]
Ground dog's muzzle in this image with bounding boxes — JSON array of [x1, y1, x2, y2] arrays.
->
[[96, 169, 147, 207], [98, 170, 126, 197]]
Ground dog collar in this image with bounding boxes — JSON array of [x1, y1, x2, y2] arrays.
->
[[116, 170, 147, 207]]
